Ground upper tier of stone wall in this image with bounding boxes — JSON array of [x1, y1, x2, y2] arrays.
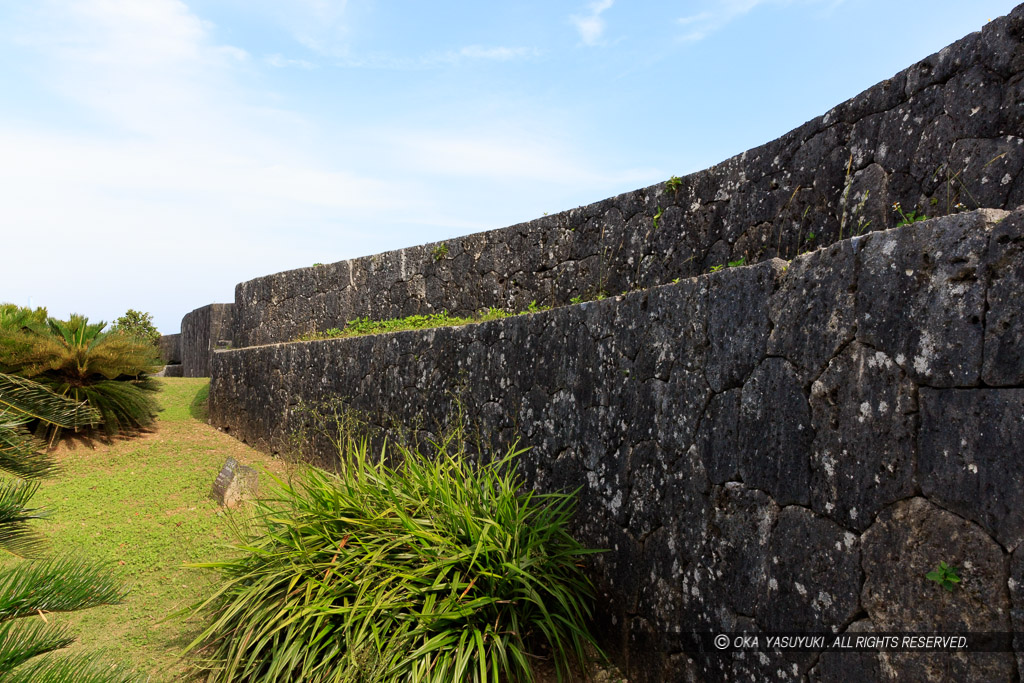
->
[[209, 208, 1024, 682], [231, 5, 1024, 348]]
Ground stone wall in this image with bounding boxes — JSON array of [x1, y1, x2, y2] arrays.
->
[[158, 333, 181, 365], [179, 304, 234, 378], [230, 4, 1024, 348], [209, 208, 1024, 682]]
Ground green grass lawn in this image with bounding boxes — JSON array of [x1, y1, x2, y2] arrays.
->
[[21, 378, 291, 681]]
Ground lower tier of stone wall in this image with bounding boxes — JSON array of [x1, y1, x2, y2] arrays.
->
[[209, 209, 1024, 682]]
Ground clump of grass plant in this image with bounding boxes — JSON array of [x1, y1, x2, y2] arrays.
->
[[185, 431, 601, 682]]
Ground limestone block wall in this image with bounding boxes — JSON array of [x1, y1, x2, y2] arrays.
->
[[209, 208, 1024, 682], [179, 303, 234, 378], [230, 5, 1024, 348], [158, 333, 181, 365]]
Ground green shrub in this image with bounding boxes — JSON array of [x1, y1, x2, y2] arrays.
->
[[186, 434, 601, 682], [109, 309, 160, 346], [0, 315, 161, 440]]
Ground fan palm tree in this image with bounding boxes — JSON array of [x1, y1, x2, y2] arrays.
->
[[0, 315, 161, 440], [0, 372, 138, 682]]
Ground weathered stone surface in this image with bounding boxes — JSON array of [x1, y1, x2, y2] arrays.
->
[[983, 210, 1024, 385], [694, 389, 742, 485], [842, 162, 891, 239], [211, 456, 258, 508], [809, 342, 917, 531], [181, 303, 234, 378], [757, 506, 861, 633], [1011, 547, 1024, 677], [856, 210, 1003, 387], [861, 497, 1013, 682], [919, 388, 1024, 550], [157, 333, 181, 365], [160, 364, 184, 378], [767, 240, 857, 384], [704, 261, 784, 393], [737, 358, 813, 506], [808, 620, 881, 683], [701, 483, 777, 620]]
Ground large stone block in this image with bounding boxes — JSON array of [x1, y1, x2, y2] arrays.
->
[[861, 498, 1013, 681], [737, 358, 813, 506], [767, 239, 857, 384], [856, 210, 1004, 387], [983, 209, 1024, 385], [157, 333, 181, 365], [809, 343, 917, 531], [919, 387, 1024, 550]]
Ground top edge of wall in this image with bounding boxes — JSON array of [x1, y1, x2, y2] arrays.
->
[[235, 3, 1023, 288]]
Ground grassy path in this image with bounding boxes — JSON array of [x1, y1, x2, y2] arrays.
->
[[26, 378, 290, 681]]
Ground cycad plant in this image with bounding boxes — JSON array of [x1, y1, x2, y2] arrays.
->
[[0, 314, 161, 440], [186, 433, 602, 682], [0, 372, 137, 682]]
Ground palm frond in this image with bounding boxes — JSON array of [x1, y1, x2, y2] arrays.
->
[[51, 380, 159, 438], [0, 373, 99, 429], [0, 618, 75, 674], [2, 648, 143, 683], [0, 480, 47, 558], [0, 557, 127, 621], [0, 416, 59, 480]]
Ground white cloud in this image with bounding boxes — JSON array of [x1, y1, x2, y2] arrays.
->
[[570, 0, 614, 46], [265, 53, 316, 69], [260, 0, 351, 57], [0, 0, 400, 331], [676, 0, 841, 42], [457, 45, 541, 62], [0, 0, 655, 332], [389, 129, 655, 187], [329, 45, 542, 70]]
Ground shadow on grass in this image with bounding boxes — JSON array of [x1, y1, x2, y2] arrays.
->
[[189, 384, 210, 422]]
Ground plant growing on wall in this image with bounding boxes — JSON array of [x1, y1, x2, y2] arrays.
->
[[926, 561, 961, 592], [892, 202, 928, 228]]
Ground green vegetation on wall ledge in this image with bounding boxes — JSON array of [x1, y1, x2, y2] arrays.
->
[[295, 302, 549, 342]]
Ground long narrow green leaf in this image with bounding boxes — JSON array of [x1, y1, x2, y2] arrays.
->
[[0, 373, 98, 429], [0, 558, 126, 620]]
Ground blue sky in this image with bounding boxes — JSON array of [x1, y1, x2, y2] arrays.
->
[[0, 0, 1017, 334]]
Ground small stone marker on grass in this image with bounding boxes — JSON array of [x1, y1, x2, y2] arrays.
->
[[212, 457, 258, 508]]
